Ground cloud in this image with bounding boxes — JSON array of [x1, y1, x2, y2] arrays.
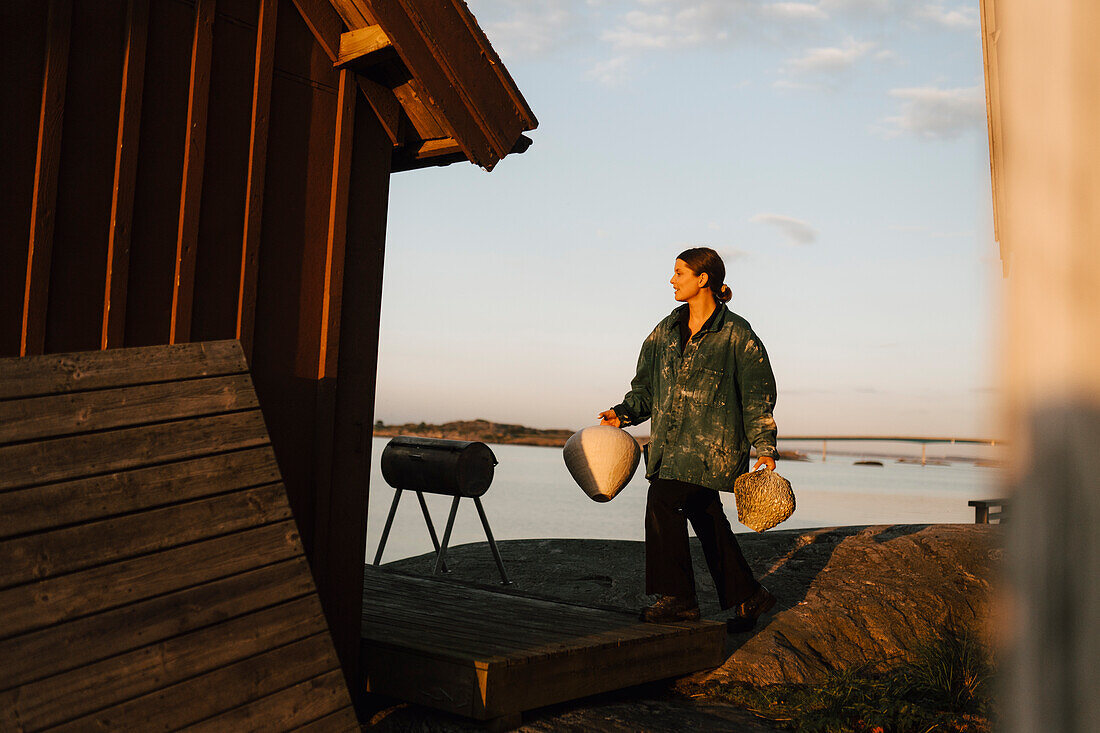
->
[[760, 3, 829, 21], [881, 85, 986, 139], [911, 3, 979, 30], [784, 37, 877, 74], [750, 213, 818, 245], [586, 55, 631, 84], [467, 0, 579, 59], [819, 0, 891, 12], [717, 246, 752, 262], [601, 3, 753, 51]]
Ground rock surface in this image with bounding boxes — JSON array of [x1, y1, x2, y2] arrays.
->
[[371, 524, 1002, 729]]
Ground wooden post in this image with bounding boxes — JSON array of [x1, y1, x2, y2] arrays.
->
[[821, 440, 826, 462], [170, 0, 216, 344], [22, 0, 71, 357], [983, 0, 1100, 730], [102, 0, 150, 349], [236, 0, 278, 362], [920, 443, 926, 467]]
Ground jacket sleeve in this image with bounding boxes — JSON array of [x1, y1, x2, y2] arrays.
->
[[612, 327, 658, 427], [736, 329, 779, 458]]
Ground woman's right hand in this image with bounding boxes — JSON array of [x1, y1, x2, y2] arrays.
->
[[598, 409, 621, 427]]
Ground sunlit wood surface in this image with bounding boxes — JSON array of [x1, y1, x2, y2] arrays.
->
[[362, 566, 727, 725]]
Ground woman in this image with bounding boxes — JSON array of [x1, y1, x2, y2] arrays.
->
[[598, 247, 778, 631]]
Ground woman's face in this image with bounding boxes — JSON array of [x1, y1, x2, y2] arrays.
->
[[671, 259, 708, 302]]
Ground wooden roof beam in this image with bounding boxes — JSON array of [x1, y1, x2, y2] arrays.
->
[[291, 0, 405, 148], [335, 25, 392, 68]]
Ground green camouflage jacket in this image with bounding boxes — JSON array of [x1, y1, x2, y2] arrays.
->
[[613, 303, 778, 491]]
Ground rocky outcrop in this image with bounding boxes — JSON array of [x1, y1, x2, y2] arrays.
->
[[710, 524, 1002, 685], [384, 524, 1003, 688]]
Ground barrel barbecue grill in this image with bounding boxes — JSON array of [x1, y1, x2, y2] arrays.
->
[[374, 436, 511, 584]]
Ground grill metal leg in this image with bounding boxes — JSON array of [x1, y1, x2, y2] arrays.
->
[[474, 496, 511, 585], [373, 489, 403, 565], [434, 496, 461, 575], [416, 491, 449, 573]]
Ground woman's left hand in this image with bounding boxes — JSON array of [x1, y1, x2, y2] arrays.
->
[[752, 457, 776, 472]]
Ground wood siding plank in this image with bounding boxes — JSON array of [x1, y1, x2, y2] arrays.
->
[[322, 95, 392, 707], [316, 68, 355, 381], [102, 0, 150, 349], [288, 0, 343, 62], [170, 0, 217, 344], [1, 557, 315, 690], [0, 595, 328, 732], [0, 373, 258, 444], [180, 668, 351, 732], [237, 0, 278, 362], [0, 482, 291, 587], [0, 3, 49, 357], [123, 0, 194, 347], [0, 446, 280, 539], [0, 339, 246, 400], [0, 410, 269, 491], [49, 633, 341, 732], [189, 5, 261, 344], [0, 520, 302, 638], [21, 0, 72, 357]]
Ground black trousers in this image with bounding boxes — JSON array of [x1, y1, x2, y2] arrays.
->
[[645, 477, 759, 610]]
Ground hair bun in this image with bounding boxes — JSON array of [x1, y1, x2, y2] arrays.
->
[[716, 283, 732, 303]]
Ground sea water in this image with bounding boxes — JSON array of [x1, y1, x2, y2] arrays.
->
[[364, 437, 1005, 563]]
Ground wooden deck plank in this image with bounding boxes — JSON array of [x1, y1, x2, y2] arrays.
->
[[0, 373, 258, 444], [0, 340, 245, 400], [0, 595, 328, 731], [0, 446, 280, 538], [1, 343, 355, 727], [0, 520, 302, 639], [0, 482, 291, 587], [361, 569, 726, 721], [0, 409, 269, 490], [2, 557, 315, 690], [49, 633, 340, 733], [180, 668, 352, 733], [363, 605, 706, 665], [363, 592, 658, 645]]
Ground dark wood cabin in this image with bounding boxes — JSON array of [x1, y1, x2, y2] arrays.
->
[[0, 0, 536, 709]]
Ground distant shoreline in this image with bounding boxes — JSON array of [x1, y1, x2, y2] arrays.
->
[[370, 419, 816, 460], [372, 419, 577, 448]]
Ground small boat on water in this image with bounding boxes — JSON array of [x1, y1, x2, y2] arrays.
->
[[854, 460, 883, 466]]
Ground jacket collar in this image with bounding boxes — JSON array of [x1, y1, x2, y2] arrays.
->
[[673, 301, 727, 335]]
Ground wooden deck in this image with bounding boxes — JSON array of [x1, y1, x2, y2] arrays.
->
[[361, 567, 727, 726]]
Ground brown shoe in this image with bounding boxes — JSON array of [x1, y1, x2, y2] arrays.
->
[[640, 595, 701, 623], [726, 586, 776, 633]]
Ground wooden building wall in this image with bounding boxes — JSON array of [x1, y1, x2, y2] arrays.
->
[[0, 0, 391, 707]]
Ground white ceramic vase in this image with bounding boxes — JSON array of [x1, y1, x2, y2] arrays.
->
[[563, 425, 641, 502]]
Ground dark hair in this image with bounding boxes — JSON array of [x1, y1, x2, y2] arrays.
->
[[677, 247, 732, 303]]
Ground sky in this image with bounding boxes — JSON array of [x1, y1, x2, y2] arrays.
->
[[374, 0, 1002, 439]]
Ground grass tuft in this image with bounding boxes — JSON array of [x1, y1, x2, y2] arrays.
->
[[698, 626, 995, 733]]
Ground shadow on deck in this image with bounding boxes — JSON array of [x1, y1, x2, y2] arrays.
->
[[360, 566, 726, 728]]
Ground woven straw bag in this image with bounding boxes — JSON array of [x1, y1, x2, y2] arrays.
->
[[732, 467, 795, 532]]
